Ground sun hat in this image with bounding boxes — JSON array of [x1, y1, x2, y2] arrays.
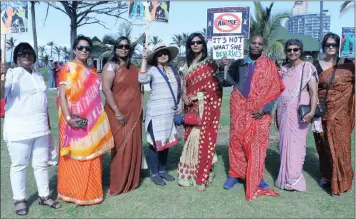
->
[[146, 43, 179, 65]]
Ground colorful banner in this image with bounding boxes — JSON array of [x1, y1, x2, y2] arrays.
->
[[1, 1, 28, 35], [207, 7, 250, 40], [340, 27, 355, 59], [129, 1, 170, 23], [212, 36, 244, 60]]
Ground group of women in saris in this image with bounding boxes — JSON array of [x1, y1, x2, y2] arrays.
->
[[55, 31, 223, 208], [275, 32, 354, 195], [2, 31, 353, 216]]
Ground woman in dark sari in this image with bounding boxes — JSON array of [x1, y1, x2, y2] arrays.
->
[[313, 32, 355, 195], [102, 36, 146, 196]]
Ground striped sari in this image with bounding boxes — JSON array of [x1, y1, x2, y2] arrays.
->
[[57, 61, 114, 205]]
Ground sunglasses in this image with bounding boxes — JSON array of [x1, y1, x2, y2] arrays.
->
[[116, 44, 130, 50], [17, 50, 34, 57], [325, 43, 338, 48], [190, 40, 203, 46], [286, 48, 300, 53], [156, 50, 169, 57], [76, 46, 91, 52]]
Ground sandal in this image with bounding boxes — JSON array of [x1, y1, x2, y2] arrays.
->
[[38, 196, 61, 209], [196, 184, 206, 192], [14, 200, 28, 216]]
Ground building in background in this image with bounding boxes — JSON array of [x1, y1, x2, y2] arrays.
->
[[291, 1, 308, 15], [287, 12, 330, 40]]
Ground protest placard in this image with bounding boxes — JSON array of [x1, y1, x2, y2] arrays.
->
[[1, 1, 28, 35], [340, 27, 355, 59], [212, 35, 244, 60], [129, 1, 170, 23], [206, 7, 250, 40]]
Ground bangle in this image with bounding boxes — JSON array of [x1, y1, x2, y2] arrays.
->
[[113, 105, 118, 110], [65, 115, 71, 121], [115, 114, 123, 117], [139, 71, 146, 74]]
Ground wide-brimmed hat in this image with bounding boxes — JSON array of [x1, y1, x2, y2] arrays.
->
[[147, 43, 179, 65]]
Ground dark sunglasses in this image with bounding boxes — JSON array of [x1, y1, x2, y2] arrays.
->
[[76, 46, 91, 52], [325, 43, 338, 48], [156, 50, 169, 57], [190, 40, 203, 46], [17, 50, 34, 57], [116, 44, 130, 50], [286, 48, 300, 53]]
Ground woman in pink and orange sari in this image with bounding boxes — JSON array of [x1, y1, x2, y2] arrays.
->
[[57, 35, 114, 205]]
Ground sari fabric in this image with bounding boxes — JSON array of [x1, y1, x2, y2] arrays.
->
[[57, 61, 114, 205], [313, 61, 355, 195], [275, 62, 318, 191], [177, 58, 222, 187], [103, 63, 143, 195], [229, 56, 284, 200]]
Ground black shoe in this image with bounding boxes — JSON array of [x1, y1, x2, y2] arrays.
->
[[159, 171, 175, 181], [151, 174, 166, 186]]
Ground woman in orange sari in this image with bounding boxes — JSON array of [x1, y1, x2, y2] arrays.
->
[[102, 36, 145, 195], [57, 35, 114, 205], [313, 32, 355, 195]]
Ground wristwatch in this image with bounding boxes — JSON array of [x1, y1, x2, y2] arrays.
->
[[65, 115, 71, 121]]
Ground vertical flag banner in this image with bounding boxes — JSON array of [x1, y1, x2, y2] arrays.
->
[[1, 1, 28, 35], [340, 27, 355, 58], [129, 0, 170, 23]]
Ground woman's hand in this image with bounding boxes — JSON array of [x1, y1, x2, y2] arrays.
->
[[302, 112, 315, 123], [67, 118, 82, 129], [116, 113, 127, 126]]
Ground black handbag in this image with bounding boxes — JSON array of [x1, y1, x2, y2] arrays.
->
[[70, 113, 88, 128], [297, 63, 337, 121]]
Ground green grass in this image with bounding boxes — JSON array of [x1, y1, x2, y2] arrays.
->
[[1, 90, 354, 218]]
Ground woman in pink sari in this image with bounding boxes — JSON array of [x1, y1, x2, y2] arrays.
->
[[275, 39, 321, 191]]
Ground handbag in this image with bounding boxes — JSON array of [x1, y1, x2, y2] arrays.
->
[[297, 63, 337, 121], [156, 66, 201, 126], [70, 113, 88, 128], [0, 98, 6, 118]]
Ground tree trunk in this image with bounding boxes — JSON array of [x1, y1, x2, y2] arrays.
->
[[31, 2, 39, 71], [69, 13, 78, 60], [10, 49, 13, 65]]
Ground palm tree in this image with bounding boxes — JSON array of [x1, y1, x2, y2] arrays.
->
[[47, 41, 54, 58], [61, 46, 70, 62], [340, 1, 354, 14], [6, 37, 16, 65], [171, 34, 184, 57], [53, 46, 62, 61], [249, 1, 289, 58], [38, 46, 46, 59], [150, 36, 162, 46], [31, 1, 40, 71]]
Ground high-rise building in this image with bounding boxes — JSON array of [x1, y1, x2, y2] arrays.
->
[[287, 13, 331, 40], [292, 1, 308, 15]]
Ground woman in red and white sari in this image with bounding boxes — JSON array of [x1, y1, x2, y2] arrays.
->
[[177, 33, 223, 191]]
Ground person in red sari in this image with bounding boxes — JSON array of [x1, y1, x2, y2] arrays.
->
[[217, 34, 284, 200], [177, 32, 223, 191]]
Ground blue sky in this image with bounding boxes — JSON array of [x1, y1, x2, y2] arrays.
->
[[2, 1, 355, 62]]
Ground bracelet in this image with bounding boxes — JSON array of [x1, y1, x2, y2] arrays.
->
[[115, 114, 123, 117], [113, 105, 118, 110], [65, 115, 71, 121], [139, 71, 146, 74]]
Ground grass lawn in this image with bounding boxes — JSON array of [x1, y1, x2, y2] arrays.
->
[[1, 88, 354, 218]]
